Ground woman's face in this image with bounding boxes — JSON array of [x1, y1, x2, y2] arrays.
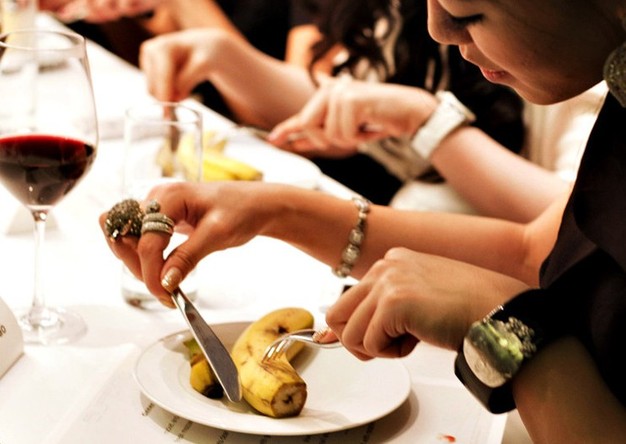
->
[[427, 0, 620, 104]]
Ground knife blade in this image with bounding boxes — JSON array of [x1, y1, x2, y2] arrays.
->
[[171, 288, 242, 402]]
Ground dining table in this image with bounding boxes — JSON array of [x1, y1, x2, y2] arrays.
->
[[0, 13, 532, 444]]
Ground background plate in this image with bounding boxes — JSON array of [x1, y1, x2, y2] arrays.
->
[[223, 132, 321, 189], [133, 322, 411, 436]]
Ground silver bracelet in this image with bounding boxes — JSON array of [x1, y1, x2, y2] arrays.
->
[[333, 196, 371, 278]]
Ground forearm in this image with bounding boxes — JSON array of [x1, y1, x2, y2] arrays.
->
[[513, 337, 626, 443], [207, 37, 318, 128], [362, 205, 538, 284], [431, 126, 572, 222], [260, 186, 538, 285]]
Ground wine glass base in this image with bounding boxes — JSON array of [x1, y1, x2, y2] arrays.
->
[[17, 306, 87, 345]]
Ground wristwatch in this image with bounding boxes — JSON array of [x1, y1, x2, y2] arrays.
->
[[455, 289, 561, 413], [410, 91, 476, 160]]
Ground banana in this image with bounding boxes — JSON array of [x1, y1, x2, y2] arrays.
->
[[171, 130, 263, 182], [201, 130, 228, 154], [231, 307, 314, 418], [202, 152, 263, 182], [184, 338, 224, 399], [183, 307, 314, 417]]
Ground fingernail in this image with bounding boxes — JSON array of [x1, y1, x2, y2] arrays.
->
[[161, 297, 177, 309], [161, 267, 182, 293], [312, 326, 334, 343]]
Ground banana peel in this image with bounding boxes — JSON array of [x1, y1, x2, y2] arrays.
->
[[183, 307, 314, 418]]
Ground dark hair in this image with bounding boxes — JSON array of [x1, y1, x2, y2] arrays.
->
[[309, 0, 441, 91], [308, 0, 525, 153]]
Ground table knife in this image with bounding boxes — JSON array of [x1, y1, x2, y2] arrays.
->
[[171, 288, 242, 402]]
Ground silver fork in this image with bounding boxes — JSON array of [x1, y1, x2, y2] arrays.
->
[[262, 327, 342, 362]]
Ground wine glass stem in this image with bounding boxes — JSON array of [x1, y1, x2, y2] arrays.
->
[[28, 210, 56, 328]]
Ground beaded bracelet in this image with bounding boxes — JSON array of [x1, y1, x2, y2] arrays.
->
[[333, 196, 371, 278]]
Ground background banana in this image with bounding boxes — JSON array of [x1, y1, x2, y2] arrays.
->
[[172, 131, 263, 182]]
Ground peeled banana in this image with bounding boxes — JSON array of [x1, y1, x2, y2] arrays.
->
[[183, 307, 314, 418], [184, 338, 224, 399], [231, 307, 314, 418], [172, 130, 263, 182]]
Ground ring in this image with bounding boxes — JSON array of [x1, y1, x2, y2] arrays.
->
[[141, 221, 174, 236], [142, 212, 175, 228], [105, 199, 144, 241], [141, 199, 175, 236], [145, 200, 161, 214]]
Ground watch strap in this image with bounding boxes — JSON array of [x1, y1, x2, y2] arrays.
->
[[455, 289, 563, 413], [410, 91, 476, 160]]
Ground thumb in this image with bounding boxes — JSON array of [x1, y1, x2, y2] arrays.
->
[[267, 115, 302, 146]]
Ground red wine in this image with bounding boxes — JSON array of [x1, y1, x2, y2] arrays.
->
[[0, 134, 96, 208]]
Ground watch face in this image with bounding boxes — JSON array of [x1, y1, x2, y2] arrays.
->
[[463, 317, 531, 388]]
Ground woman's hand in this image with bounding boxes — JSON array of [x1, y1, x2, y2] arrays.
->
[[41, 0, 162, 23], [268, 78, 439, 154], [99, 181, 275, 307], [139, 28, 231, 102], [325, 247, 530, 360]]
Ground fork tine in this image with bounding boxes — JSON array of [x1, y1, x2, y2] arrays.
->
[[262, 343, 276, 362], [262, 336, 297, 362], [262, 328, 342, 362], [272, 339, 290, 360], [261, 337, 285, 362]]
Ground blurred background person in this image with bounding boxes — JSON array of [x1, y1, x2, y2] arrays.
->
[[39, 0, 319, 118]]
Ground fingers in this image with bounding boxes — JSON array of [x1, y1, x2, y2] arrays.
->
[[137, 186, 202, 306], [73, 0, 156, 22], [268, 79, 333, 149], [326, 251, 422, 360], [269, 78, 392, 151], [326, 283, 377, 360], [140, 37, 179, 102], [140, 30, 220, 103], [98, 188, 194, 308], [98, 211, 142, 277]]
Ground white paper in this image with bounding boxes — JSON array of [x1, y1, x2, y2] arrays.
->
[[0, 296, 24, 378]]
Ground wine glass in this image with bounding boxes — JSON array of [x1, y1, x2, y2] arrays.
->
[[0, 29, 98, 344]]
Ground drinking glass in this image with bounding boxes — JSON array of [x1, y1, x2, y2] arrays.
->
[[122, 101, 202, 308], [0, 30, 98, 344]]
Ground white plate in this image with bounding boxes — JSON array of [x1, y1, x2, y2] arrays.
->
[[223, 133, 321, 189], [133, 323, 411, 436]]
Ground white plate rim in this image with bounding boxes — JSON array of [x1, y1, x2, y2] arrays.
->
[[133, 323, 411, 436], [223, 134, 321, 189]]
